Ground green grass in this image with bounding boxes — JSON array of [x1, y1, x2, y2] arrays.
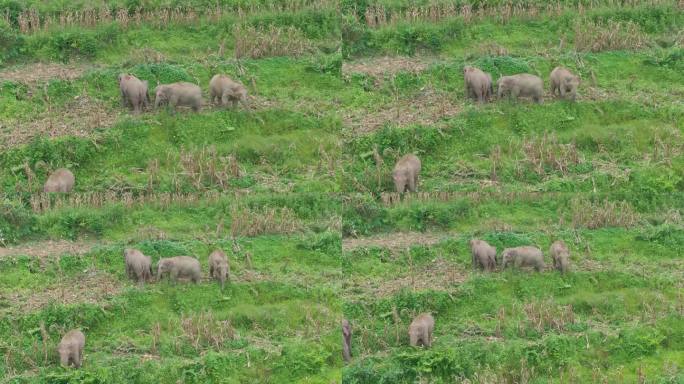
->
[[1, 0, 683, 382]]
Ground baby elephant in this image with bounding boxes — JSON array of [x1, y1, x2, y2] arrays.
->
[[208, 249, 230, 289], [497, 74, 544, 104], [392, 154, 421, 193], [44, 168, 75, 193], [58, 329, 85, 368], [408, 312, 434, 348], [470, 239, 496, 271], [463, 66, 493, 104], [118, 74, 149, 114], [157, 256, 201, 283], [342, 319, 352, 363], [124, 248, 152, 284], [550, 67, 580, 101], [154, 82, 202, 113], [501, 246, 545, 272], [550, 240, 570, 274], [209, 74, 248, 108]]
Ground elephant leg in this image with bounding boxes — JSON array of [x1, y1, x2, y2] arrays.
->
[[560, 86, 566, 99], [169, 96, 179, 114], [408, 175, 417, 192], [511, 88, 520, 101]]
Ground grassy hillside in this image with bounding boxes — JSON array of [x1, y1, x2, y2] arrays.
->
[[1, 0, 683, 383], [340, 0, 683, 383]]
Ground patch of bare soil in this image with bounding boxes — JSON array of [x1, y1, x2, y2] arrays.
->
[[343, 231, 446, 253], [345, 258, 466, 299], [342, 88, 462, 134], [0, 62, 90, 83], [0, 270, 122, 315], [0, 95, 118, 147], [342, 56, 435, 78], [0, 240, 97, 259]]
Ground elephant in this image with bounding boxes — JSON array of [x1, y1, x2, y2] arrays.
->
[[501, 246, 545, 272], [463, 66, 493, 104], [392, 154, 421, 193], [497, 74, 544, 104], [118, 74, 149, 114], [208, 249, 230, 289], [470, 239, 496, 271], [550, 67, 580, 101], [154, 82, 202, 113], [342, 319, 352, 363], [58, 329, 85, 368], [409, 313, 434, 347], [123, 248, 152, 284], [157, 256, 201, 283], [43, 168, 75, 193], [549, 240, 570, 274], [209, 74, 248, 108]]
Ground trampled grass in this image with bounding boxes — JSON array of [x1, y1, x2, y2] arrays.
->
[[1, 0, 683, 382]]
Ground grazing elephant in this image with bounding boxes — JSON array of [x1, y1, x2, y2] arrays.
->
[[154, 82, 202, 113], [118, 74, 149, 114], [123, 248, 152, 284], [209, 74, 248, 108], [550, 67, 580, 101], [549, 240, 570, 274], [58, 329, 85, 368], [469, 239, 496, 271], [501, 246, 545, 272], [392, 154, 421, 193], [497, 74, 544, 104], [342, 319, 352, 363], [208, 249, 230, 289], [43, 168, 75, 193], [463, 66, 493, 104], [157, 256, 201, 283], [409, 313, 434, 347]]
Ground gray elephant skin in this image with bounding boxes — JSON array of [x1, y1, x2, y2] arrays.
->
[[58, 329, 85, 368], [209, 74, 248, 108], [550, 240, 570, 274], [392, 154, 421, 193], [157, 256, 202, 283], [118, 74, 149, 114], [408, 313, 434, 347], [464, 66, 493, 103], [497, 74, 544, 104], [208, 249, 230, 289], [44, 168, 75, 193], [550, 67, 580, 101], [470, 239, 496, 271], [501, 246, 545, 272], [124, 248, 153, 284], [154, 82, 202, 113]]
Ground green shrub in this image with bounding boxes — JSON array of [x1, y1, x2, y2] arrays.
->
[[0, 199, 36, 244], [0, 19, 24, 63]]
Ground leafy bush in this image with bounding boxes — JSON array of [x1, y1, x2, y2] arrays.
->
[[0, 19, 24, 63], [0, 199, 36, 244]]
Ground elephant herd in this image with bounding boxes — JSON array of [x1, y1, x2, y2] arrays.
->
[[464, 65, 580, 104], [118, 73, 248, 114], [341, 238, 571, 361], [56, 247, 230, 368]]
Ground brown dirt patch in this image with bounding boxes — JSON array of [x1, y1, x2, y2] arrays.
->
[[0, 62, 90, 84], [343, 231, 447, 253], [0, 270, 122, 315], [0, 95, 118, 147], [342, 56, 435, 78], [0, 240, 97, 260], [342, 88, 462, 134], [345, 258, 466, 299]]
